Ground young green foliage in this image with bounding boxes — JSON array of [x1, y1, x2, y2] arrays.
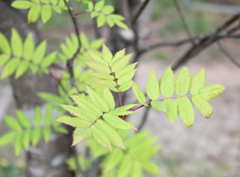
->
[[0, 105, 66, 156], [0, 29, 57, 79]]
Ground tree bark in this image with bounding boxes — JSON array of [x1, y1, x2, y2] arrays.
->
[[0, 1, 75, 177]]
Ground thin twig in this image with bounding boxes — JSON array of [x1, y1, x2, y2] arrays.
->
[[217, 41, 240, 68], [173, 0, 195, 46]]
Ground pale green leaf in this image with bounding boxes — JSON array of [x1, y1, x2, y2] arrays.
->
[[80, 32, 89, 48], [151, 101, 167, 112], [86, 86, 110, 112], [23, 34, 34, 60], [177, 97, 194, 128], [94, 0, 104, 11], [31, 128, 41, 146], [45, 105, 52, 126], [142, 161, 161, 175], [111, 48, 125, 64], [90, 38, 105, 49], [175, 67, 191, 96], [32, 40, 46, 64], [0, 33, 11, 53], [15, 61, 29, 78], [34, 106, 42, 126], [106, 17, 114, 27], [114, 20, 129, 30], [52, 5, 62, 14], [190, 68, 206, 95], [163, 99, 177, 125], [146, 70, 160, 101], [160, 66, 175, 97], [111, 54, 132, 72], [38, 92, 65, 104], [90, 73, 114, 80], [199, 84, 225, 101], [84, 61, 110, 74], [110, 14, 125, 21], [94, 79, 116, 88], [102, 5, 114, 15], [118, 69, 136, 85], [131, 161, 142, 177], [87, 51, 107, 65], [119, 81, 133, 92], [0, 132, 16, 146], [103, 113, 137, 130], [41, 51, 57, 68], [97, 13, 106, 27], [56, 116, 91, 127], [22, 129, 31, 149], [1, 58, 20, 79], [12, 1, 33, 9], [53, 122, 68, 134], [16, 110, 31, 128], [96, 120, 125, 150], [42, 128, 51, 142], [4, 116, 22, 132], [50, 0, 58, 5], [91, 11, 99, 18], [192, 96, 213, 118], [0, 54, 10, 66], [115, 62, 137, 78], [41, 5, 52, 23], [28, 4, 41, 23], [102, 44, 113, 63], [88, 1, 93, 11], [11, 29, 23, 57], [110, 111, 135, 116], [91, 125, 112, 151], [14, 133, 23, 156], [72, 127, 91, 146], [102, 87, 115, 111], [113, 104, 138, 111], [116, 155, 132, 177], [132, 82, 146, 104]]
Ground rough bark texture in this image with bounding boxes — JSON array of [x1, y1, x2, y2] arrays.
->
[[0, 1, 75, 177]]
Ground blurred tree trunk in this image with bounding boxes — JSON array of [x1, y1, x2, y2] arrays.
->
[[0, 1, 75, 177]]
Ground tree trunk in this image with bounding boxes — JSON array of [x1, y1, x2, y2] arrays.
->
[[0, 1, 75, 177]]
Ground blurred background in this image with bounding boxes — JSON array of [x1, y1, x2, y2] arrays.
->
[[0, 0, 240, 176]]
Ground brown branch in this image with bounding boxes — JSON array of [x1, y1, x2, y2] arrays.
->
[[217, 41, 240, 68]]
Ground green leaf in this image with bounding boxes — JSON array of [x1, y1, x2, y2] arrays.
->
[[119, 81, 133, 92], [91, 125, 112, 151], [111, 54, 132, 72], [15, 61, 29, 78], [0, 54, 10, 66], [106, 16, 114, 27], [53, 122, 68, 134], [41, 5, 52, 23], [177, 97, 194, 128], [86, 86, 110, 112], [132, 82, 146, 104], [110, 14, 125, 21], [12, 1, 33, 9], [97, 14, 106, 27], [103, 113, 137, 130], [111, 49, 125, 64], [41, 51, 57, 68], [199, 84, 225, 101], [114, 104, 138, 111], [28, 4, 41, 23], [11, 29, 23, 57], [72, 127, 91, 146], [160, 66, 174, 97], [94, 0, 104, 11], [80, 32, 89, 48], [32, 40, 47, 64], [52, 5, 62, 14], [114, 20, 129, 30], [96, 120, 125, 150], [142, 161, 161, 175], [175, 67, 191, 96], [146, 70, 159, 101], [94, 79, 116, 88], [163, 99, 177, 125], [34, 106, 42, 126], [87, 51, 107, 65], [151, 101, 167, 112], [116, 155, 132, 177], [16, 110, 31, 128], [45, 105, 52, 126], [90, 38, 105, 49], [102, 6, 114, 15], [14, 133, 23, 156], [115, 62, 137, 78], [4, 116, 22, 132], [102, 44, 113, 63], [84, 61, 110, 74], [31, 128, 41, 146], [1, 58, 20, 79], [88, 1, 93, 11], [23, 34, 35, 60], [131, 161, 142, 177], [117, 69, 136, 85], [90, 73, 114, 80], [190, 68, 206, 95], [102, 87, 115, 111], [0, 32, 11, 53], [56, 116, 91, 127], [42, 128, 51, 142], [0, 132, 16, 146], [38, 92, 65, 104], [110, 111, 135, 116], [22, 129, 31, 149], [192, 96, 213, 118], [91, 11, 99, 18]]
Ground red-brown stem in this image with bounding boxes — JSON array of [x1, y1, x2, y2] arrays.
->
[[74, 0, 82, 16], [89, 115, 103, 127], [110, 69, 122, 107], [75, 11, 88, 17]]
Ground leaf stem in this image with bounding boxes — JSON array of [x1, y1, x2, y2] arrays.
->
[[110, 69, 122, 107]]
